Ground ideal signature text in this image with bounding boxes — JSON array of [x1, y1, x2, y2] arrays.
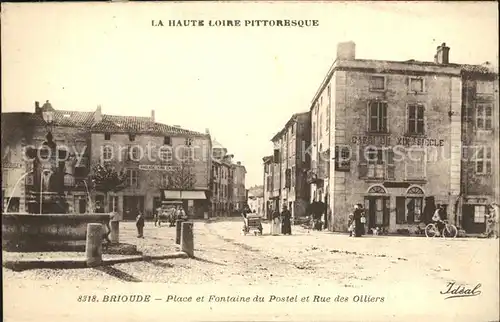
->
[[440, 282, 482, 299]]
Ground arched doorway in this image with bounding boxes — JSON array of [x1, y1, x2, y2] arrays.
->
[[364, 185, 390, 231], [405, 186, 425, 224]]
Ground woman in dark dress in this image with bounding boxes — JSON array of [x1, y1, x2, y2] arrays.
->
[[281, 205, 292, 235], [353, 204, 364, 237]]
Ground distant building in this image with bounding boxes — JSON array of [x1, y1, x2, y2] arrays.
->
[[270, 112, 311, 219], [248, 188, 264, 216], [262, 155, 274, 219], [233, 162, 247, 211]]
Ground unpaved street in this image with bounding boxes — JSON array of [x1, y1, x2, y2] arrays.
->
[[3, 220, 499, 322]]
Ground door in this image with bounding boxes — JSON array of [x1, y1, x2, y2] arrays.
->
[[123, 196, 145, 220], [462, 204, 486, 234], [364, 196, 390, 230], [78, 199, 87, 214]]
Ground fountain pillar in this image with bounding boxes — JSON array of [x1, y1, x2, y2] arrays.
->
[[85, 223, 104, 267]]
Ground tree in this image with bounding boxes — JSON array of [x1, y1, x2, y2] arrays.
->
[[169, 160, 196, 190], [88, 163, 128, 212]]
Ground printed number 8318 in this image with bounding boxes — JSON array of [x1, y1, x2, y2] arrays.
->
[[77, 295, 99, 302]]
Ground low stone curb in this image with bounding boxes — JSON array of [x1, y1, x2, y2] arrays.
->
[[3, 251, 188, 271]]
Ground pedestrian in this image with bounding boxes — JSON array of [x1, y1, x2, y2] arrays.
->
[[271, 208, 281, 235], [353, 204, 364, 237], [347, 213, 355, 237], [179, 206, 187, 220], [281, 205, 292, 235], [485, 203, 499, 238], [154, 207, 161, 227], [136, 211, 145, 238]]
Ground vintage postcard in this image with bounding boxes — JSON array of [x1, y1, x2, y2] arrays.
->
[[1, 1, 499, 321]]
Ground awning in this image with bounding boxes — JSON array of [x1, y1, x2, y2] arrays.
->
[[181, 191, 207, 200], [162, 190, 207, 200]]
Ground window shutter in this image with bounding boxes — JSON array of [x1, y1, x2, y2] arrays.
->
[[384, 197, 390, 226], [386, 149, 395, 180], [396, 196, 406, 224], [358, 164, 368, 178]]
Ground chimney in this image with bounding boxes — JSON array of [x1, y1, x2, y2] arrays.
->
[[237, 161, 241, 166], [151, 109, 155, 122], [35, 101, 40, 114], [95, 105, 102, 123], [337, 41, 356, 60], [434, 42, 450, 64]]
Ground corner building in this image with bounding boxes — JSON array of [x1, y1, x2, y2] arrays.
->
[[310, 41, 499, 233]]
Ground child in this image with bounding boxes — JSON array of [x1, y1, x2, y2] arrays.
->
[[136, 211, 145, 238]]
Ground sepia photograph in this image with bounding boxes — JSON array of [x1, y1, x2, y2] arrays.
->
[[1, 1, 499, 321]]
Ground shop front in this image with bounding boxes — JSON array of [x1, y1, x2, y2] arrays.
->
[[161, 189, 209, 219]]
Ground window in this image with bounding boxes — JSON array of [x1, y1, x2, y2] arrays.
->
[[370, 76, 386, 91], [474, 205, 487, 223], [409, 77, 424, 93], [476, 103, 493, 130], [129, 133, 136, 142], [183, 146, 193, 161], [102, 146, 113, 161], [405, 149, 426, 180], [474, 146, 492, 174], [326, 85, 331, 132], [359, 147, 394, 180], [161, 173, 169, 187], [285, 169, 291, 188], [291, 167, 296, 187], [335, 146, 351, 171], [368, 101, 388, 133], [128, 146, 140, 161], [185, 138, 193, 146], [74, 167, 87, 178], [127, 169, 139, 188], [159, 146, 173, 163], [476, 81, 494, 94], [319, 113, 323, 138], [104, 133, 111, 140], [408, 104, 425, 134], [108, 196, 119, 212], [312, 122, 316, 142], [26, 174, 34, 185], [164, 136, 171, 145]]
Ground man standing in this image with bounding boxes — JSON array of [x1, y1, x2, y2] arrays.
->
[[353, 204, 365, 237], [281, 205, 292, 235], [136, 211, 145, 238]]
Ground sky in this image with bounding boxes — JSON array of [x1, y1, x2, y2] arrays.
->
[[1, 2, 498, 187]]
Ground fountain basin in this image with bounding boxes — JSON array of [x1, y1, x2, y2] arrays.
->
[[2, 213, 112, 252]]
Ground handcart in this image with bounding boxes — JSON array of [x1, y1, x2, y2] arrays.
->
[[242, 214, 263, 236]]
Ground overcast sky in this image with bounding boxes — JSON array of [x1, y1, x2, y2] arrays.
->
[[2, 2, 498, 187]]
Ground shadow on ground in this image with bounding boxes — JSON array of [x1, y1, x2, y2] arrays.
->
[[93, 266, 142, 282]]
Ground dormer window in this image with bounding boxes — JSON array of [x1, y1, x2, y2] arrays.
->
[[104, 133, 111, 140], [185, 138, 193, 146], [129, 133, 136, 142]]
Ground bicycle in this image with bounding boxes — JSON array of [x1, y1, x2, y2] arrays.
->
[[425, 220, 458, 238]]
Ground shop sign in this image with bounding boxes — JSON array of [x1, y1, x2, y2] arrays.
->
[[351, 135, 445, 147]]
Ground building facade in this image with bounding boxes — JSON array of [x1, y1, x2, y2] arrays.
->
[[270, 112, 311, 219], [262, 155, 274, 219], [232, 162, 247, 211], [2, 102, 212, 219], [2, 101, 93, 214], [308, 41, 499, 233]]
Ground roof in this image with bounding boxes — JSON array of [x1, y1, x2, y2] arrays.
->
[[1, 108, 207, 137], [90, 113, 205, 136], [310, 57, 499, 110], [271, 111, 309, 142]]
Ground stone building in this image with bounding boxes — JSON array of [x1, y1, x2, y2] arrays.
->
[[89, 106, 212, 220], [308, 41, 499, 233], [1, 101, 212, 218], [232, 162, 247, 211], [2, 101, 94, 214], [270, 112, 311, 219]]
